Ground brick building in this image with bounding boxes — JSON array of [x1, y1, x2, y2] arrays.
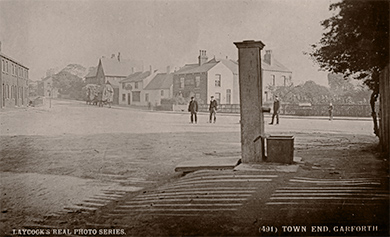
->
[[0, 44, 29, 108], [173, 50, 239, 105]]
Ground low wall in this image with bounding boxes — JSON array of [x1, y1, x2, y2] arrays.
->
[[197, 103, 375, 117]]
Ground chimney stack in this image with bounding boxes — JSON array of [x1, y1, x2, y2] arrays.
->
[[264, 50, 272, 65], [166, 66, 171, 74], [117, 52, 121, 62], [111, 53, 115, 59], [198, 50, 208, 66]]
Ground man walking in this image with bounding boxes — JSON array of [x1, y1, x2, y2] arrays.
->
[[269, 95, 280, 125], [188, 97, 198, 123], [328, 102, 334, 121], [209, 96, 218, 123]]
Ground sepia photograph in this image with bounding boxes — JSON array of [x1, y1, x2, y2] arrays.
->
[[0, 0, 389, 236]]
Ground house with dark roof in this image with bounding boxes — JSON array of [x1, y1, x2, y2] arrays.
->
[[88, 53, 143, 104], [119, 66, 158, 106], [143, 72, 173, 106], [262, 50, 293, 102], [173, 50, 239, 105], [84, 67, 97, 85]]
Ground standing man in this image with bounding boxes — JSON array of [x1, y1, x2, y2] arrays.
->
[[269, 95, 280, 125], [209, 96, 218, 123], [188, 97, 198, 123], [328, 102, 334, 121]]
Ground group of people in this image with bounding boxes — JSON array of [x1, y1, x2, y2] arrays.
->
[[188, 95, 335, 125], [188, 96, 218, 124]]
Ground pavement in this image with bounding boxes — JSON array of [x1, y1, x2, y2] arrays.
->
[[35, 136, 388, 237]]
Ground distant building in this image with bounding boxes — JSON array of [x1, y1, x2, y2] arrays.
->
[[28, 80, 39, 97], [88, 53, 143, 104], [143, 71, 174, 106], [173, 50, 239, 105], [37, 76, 59, 98], [0, 43, 29, 108], [262, 50, 292, 102], [84, 67, 98, 84], [119, 66, 158, 106]]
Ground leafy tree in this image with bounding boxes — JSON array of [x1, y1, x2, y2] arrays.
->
[[274, 81, 331, 104], [310, 0, 389, 135], [52, 71, 86, 100]]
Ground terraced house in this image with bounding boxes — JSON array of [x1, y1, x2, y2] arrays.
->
[[0, 43, 29, 108], [119, 66, 158, 106]]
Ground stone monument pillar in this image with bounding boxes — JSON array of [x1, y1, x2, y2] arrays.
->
[[234, 40, 265, 163]]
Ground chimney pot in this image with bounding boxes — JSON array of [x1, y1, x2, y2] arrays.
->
[[264, 50, 272, 65], [198, 50, 208, 66]]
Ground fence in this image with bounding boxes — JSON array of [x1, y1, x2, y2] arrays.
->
[[196, 103, 376, 117]]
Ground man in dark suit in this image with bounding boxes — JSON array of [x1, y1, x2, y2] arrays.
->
[[209, 96, 218, 123], [269, 95, 280, 125], [188, 97, 198, 123]]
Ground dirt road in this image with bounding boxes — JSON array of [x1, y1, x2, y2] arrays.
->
[[0, 99, 386, 236]]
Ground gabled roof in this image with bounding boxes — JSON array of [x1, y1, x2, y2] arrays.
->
[[174, 60, 219, 74], [175, 58, 238, 75], [219, 59, 238, 74], [262, 58, 291, 73], [42, 76, 53, 82], [144, 73, 173, 90], [85, 67, 97, 78], [120, 71, 154, 83], [100, 57, 143, 77]]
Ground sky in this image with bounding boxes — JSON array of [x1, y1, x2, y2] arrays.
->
[[0, 0, 336, 86]]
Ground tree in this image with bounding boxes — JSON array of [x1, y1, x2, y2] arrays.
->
[[52, 71, 86, 100], [310, 0, 389, 136]]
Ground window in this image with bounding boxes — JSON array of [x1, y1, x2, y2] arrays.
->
[[5, 61, 8, 73], [180, 78, 184, 88], [161, 90, 164, 96], [145, 93, 149, 102], [135, 82, 139, 89], [215, 74, 221, 87], [122, 94, 126, 101], [195, 76, 200, 88], [283, 76, 288, 86], [272, 75, 275, 86], [226, 89, 231, 104], [1, 60, 4, 72], [215, 93, 221, 104], [132, 91, 140, 102]]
